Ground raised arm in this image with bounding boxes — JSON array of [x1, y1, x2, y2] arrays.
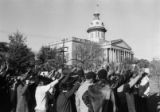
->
[[65, 82, 80, 98], [128, 73, 143, 88], [61, 73, 70, 84], [82, 90, 91, 107], [113, 70, 133, 89], [43, 79, 59, 92], [22, 84, 29, 95], [110, 90, 117, 112]]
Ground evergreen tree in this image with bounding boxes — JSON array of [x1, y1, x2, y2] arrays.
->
[[7, 31, 35, 75]]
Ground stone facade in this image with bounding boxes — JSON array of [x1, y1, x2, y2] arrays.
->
[[49, 12, 134, 65]]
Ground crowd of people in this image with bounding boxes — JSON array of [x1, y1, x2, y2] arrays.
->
[[0, 61, 150, 112]]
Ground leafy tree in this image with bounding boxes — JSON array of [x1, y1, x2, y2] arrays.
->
[[136, 59, 150, 68], [7, 31, 35, 75], [150, 59, 160, 93], [0, 42, 9, 53], [150, 59, 160, 76], [36, 46, 64, 71], [0, 42, 9, 65], [74, 42, 103, 71], [120, 57, 136, 71]]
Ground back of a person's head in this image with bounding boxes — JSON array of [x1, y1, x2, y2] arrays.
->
[[60, 81, 74, 91], [85, 72, 96, 81], [36, 75, 52, 85], [97, 69, 107, 80], [76, 69, 84, 78], [62, 68, 71, 76]]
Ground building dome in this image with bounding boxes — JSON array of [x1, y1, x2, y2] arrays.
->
[[87, 12, 106, 33], [90, 19, 104, 27]]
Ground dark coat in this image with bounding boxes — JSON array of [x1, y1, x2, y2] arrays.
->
[[82, 81, 114, 112], [56, 82, 80, 112]]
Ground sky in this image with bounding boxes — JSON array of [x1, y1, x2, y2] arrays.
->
[[0, 0, 160, 61]]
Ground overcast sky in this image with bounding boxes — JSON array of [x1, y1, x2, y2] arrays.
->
[[0, 0, 160, 60]]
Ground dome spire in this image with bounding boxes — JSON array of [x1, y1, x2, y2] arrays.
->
[[96, 0, 100, 13], [93, 12, 100, 20], [93, 0, 100, 20], [87, 0, 107, 42]]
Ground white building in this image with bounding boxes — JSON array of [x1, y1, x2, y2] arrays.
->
[[49, 12, 134, 65]]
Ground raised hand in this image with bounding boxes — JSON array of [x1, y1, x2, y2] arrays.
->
[[71, 67, 77, 73]]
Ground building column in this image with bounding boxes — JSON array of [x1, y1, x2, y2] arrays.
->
[[114, 49, 116, 62], [119, 50, 121, 62], [127, 52, 129, 59], [122, 50, 124, 61], [118, 50, 120, 63], [107, 48, 109, 62], [121, 50, 123, 62], [113, 48, 115, 62], [131, 54, 133, 60], [112, 48, 114, 62], [124, 50, 126, 60], [116, 49, 118, 63], [109, 48, 112, 62], [110, 48, 112, 62], [123, 50, 125, 61], [124, 51, 126, 59]]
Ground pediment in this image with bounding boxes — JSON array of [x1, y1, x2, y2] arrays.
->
[[111, 39, 131, 50]]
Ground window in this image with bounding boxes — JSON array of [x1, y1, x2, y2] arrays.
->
[[96, 21, 99, 25]]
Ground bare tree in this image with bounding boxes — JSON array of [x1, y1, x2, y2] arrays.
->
[[73, 42, 103, 71]]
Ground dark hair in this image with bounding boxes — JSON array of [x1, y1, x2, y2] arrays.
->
[[85, 72, 96, 81], [36, 75, 52, 85], [97, 69, 107, 80], [76, 69, 84, 78]]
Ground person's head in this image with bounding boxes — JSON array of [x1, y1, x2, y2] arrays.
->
[[60, 83, 70, 91], [62, 68, 71, 76], [36, 75, 52, 86], [85, 71, 96, 82], [85, 72, 96, 82], [76, 69, 85, 80], [97, 69, 108, 80], [104, 63, 110, 72]]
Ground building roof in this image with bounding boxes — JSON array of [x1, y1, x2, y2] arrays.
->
[[111, 39, 132, 51]]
